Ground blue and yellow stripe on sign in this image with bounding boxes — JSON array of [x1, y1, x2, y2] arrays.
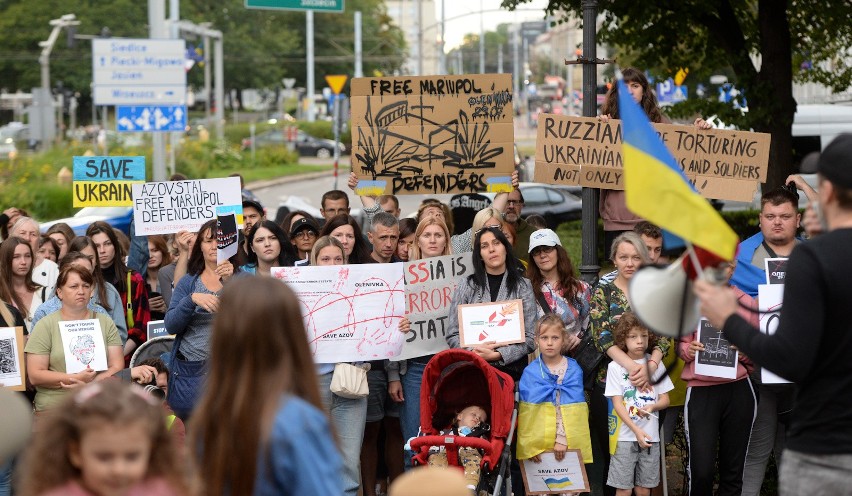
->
[[544, 477, 574, 490], [355, 179, 387, 197], [73, 181, 141, 207], [72, 156, 146, 207], [616, 80, 738, 261], [485, 175, 513, 193]]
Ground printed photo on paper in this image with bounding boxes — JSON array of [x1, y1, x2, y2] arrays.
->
[[695, 319, 738, 379], [59, 319, 108, 374], [764, 257, 788, 285], [459, 299, 525, 348], [0, 327, 25, 391]]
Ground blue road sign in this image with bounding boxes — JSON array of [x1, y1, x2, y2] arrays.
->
[[116, 105, 187, 132]]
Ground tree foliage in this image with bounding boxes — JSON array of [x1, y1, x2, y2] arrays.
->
[[500, 0, 852, 188], [0, 0, 406, 112], [447, 24, 513, 75]]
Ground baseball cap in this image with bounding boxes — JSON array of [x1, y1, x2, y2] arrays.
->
[[528, 228, 562, 253], [817, 134, 852, 189], [290, 217, 319, 237], [242, 199, 265, 215]]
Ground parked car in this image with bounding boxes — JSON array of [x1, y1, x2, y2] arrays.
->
[[40, 207, 133, 236], [481, 182, 582, 229], [241, 129, 344, 158]]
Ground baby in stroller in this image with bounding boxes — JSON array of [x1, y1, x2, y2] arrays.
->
[[427, 404, 491, 490]]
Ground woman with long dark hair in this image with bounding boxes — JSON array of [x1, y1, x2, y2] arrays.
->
[[164, 218, 236, 420], [86, 221, 150, 360], [320, 214, 372, 264], [145, 234, 172, 320], [241, 220, 297, 274], [599, 67, 712, 257], [445, 226, 537, 381], [0, 237, 46, 333], [190, 274, 343, 494], [525, 229, 591, 348]]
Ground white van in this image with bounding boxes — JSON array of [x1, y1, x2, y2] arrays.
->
[[792, 104, 852, 172]]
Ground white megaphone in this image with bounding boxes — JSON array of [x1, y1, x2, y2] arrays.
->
[[628, 256, 701, 339]]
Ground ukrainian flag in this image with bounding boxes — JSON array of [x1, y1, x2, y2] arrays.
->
[[517, 357, 593, 463], [617, 80, 738, 261], [545, 477, 574, 490], [607, 397, 621, 455]]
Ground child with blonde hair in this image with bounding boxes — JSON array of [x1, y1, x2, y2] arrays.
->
[[517, 314, 593, 464]]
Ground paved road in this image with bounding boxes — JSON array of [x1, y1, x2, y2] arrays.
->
[[252, 166, 458, 220]]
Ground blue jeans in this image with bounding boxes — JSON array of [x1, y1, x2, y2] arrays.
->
[[400, 360, 426, 470], [0, 457, 12, 496], [317, 371, 368, 496]]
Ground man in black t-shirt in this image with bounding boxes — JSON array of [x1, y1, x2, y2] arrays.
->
[[695, 133, 852, 495]]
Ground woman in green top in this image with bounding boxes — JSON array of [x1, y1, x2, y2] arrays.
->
[[25, 265, 123, 412]]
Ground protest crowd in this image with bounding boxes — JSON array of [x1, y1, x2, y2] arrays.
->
[[0, 74, 851, 496]]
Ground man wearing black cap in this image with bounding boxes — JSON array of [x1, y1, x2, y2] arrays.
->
[[695, 133, 852, 495], [238, 199, 266, 266], [290, 217, 320, 263]]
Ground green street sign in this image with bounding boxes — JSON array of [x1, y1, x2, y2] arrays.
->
[[245, 0, 344, 12]]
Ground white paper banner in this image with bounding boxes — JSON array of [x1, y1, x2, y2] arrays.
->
[[520, 450, 589, 494], [132, 177, 243, 235], [0, 327, 25, 389], [758, 284, 790, 384], [272, 263, 406, 363], [695, 318, 739, 379], [59, 319, 108, 373], [398, 253, 472, 360]]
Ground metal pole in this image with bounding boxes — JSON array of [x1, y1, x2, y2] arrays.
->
[[580, 0, 600, 284], [149, 0, 167, 181], [333, 95, 341, 189], [498, 44, 503, 73], [214, 36, 224, 140], [306, 11, 315, 122], [479, 0, 485, 73], [513, 25, 519, 103], [439, 0, 446, 74], [204, 35, 211, 122], [354, 11, 363, 78]]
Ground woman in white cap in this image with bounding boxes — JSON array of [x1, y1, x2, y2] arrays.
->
[[525, 228, 592, 352]]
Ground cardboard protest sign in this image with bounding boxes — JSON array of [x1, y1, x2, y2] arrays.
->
[[758, 284, 791, 384], [72, 156, 146, 207], [534, 115, 771, 202], [519, 450, 589, 494], [216, 206, 239, 264], [398, 253, 471, 360], [695, 319, 739, 379], [272, 263, 406, 363], [0, 327, 26, 391], [59, 319, 108, 374], [132, 177, 243, 235], [351, 74, 515, 195]]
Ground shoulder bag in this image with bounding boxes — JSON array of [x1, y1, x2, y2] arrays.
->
[[536, 289, 603, 391]]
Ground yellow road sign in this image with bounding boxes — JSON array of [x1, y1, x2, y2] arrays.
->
[[325, 75, 348, 95]]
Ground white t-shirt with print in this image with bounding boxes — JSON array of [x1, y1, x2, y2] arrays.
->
[[604, 355, 674, 442]]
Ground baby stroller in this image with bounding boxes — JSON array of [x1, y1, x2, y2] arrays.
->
[[410, 349, 519, 496]]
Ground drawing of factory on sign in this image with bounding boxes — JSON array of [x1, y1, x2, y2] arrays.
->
[[355, 96, 506, 180]]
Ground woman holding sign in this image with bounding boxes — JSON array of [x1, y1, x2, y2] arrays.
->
[[445, 226, 537, 380], [24, 265, 123, 412], [164, 218, 236, 421]]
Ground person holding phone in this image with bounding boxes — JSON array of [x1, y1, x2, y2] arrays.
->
[[146, 235, 172, 321]]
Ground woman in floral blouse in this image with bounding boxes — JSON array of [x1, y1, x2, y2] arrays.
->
[[589, 231, 671, 496]]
